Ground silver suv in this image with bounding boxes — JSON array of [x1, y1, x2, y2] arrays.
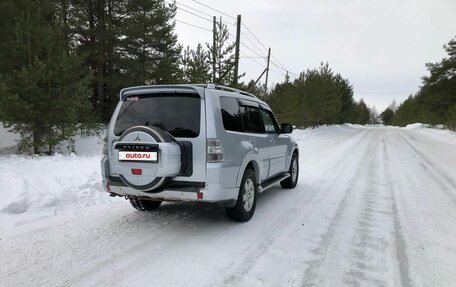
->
[[101, 84, 299, 221]]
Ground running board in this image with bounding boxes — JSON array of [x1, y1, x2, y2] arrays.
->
[[258, 173, 290, 193]]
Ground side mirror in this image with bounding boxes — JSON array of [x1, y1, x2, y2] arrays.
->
[[280, 123, 293, 134]]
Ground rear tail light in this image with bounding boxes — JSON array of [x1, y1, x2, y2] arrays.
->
[[207, 138, 224, 162]]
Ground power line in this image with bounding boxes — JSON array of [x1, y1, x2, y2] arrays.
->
[[241, 23, 268, 51], [189, 0, 236, 20], [227, 31, 266, 59], [239, 40, 266, 59], [174, 0, 213, 18], [175, 19, 212, 32], [269, 68, 287, 77], [241, 31, 268, 57], [242, 22, 297, 78], [271, 55, 289, 72], [240, 51, 266, 68], [271, 59, 299, 78], [175, 5, 213, 23], [173, 0, 235, 27], [270, 61, 287, 72]]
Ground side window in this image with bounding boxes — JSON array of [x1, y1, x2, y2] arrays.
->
[[260, 109, 279, 133], [220, 97, 243, 132], [240, 106, 265, 133]]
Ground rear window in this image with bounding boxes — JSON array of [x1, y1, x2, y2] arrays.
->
[[114, 93, 201, 138]]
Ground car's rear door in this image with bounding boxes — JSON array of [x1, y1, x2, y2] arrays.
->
[[259, 108, 288, 177]]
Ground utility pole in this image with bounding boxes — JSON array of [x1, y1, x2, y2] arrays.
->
[[212, 16, 216, 83], [233, 14, 241, 86], [264, 47, 271, 91]]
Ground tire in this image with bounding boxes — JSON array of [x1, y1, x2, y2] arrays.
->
[[117, 126, 181, 192], [280, 152, 299, 189], [129, 197, 162, 211], [225, 169, 257, 222]]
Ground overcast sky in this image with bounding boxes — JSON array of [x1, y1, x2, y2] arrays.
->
[[172, 0, 456, 111]]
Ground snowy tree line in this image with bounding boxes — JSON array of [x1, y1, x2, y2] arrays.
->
[[265, 63, 370, 128], [381, 36, 456, 130]]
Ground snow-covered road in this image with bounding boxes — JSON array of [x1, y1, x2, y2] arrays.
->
[[1, 126, 455, 287]]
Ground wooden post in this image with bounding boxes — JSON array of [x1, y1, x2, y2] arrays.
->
[[233, 15, 241, 86]]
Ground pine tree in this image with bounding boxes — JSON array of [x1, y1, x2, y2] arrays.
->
[[69, 0, 126, 122], [120, 0, 181, 86], [354, 100, 370, 124], [182, 43, 211, 83], [267, 80, 297, 124], [295, 63, 342, 126], [0, 1, 91, 154], [207, 18, 236, 85], [381, 108, 394, 125], [336, 74, 356, 124]]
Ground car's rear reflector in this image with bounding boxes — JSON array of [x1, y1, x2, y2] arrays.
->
[[197, 192, 203, 199], [131, 168, 142, 175]]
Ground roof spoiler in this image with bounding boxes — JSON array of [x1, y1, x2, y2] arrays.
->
[[119, 84, 258, 100]]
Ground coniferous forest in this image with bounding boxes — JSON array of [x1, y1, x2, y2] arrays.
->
[[0, 0, 454, 153], [385, 37, 456, 130]]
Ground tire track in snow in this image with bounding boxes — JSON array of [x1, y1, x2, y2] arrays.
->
[[301, 130, 379, 287], [396, 132, 456, 204], [385, 129, 456, 286], [54, 203, 207, 287], [400, 131, 456, 189], [340, 134, 394, 287], [221, 130, 372, 286], [1, 202, 205, 287], [375, 132, 412, 287]]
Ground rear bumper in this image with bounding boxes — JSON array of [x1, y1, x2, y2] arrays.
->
[[108, 184, 237, 203], [102, 156, 239, 203]]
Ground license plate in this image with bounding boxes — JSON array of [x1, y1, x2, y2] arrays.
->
[[118, 151, 158, 162]]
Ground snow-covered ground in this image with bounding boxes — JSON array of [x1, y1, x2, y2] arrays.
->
[[1, 125, 455, 287]]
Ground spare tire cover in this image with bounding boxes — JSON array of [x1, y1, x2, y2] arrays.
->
[[116, 126, 181, 192]]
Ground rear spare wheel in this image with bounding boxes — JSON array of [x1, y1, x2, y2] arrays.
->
[[115, 126, 182, 192]]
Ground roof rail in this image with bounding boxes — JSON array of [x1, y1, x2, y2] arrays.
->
[[205, 83, 257, 99]]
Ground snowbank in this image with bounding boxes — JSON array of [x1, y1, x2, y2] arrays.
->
[[404, 123, 456, 146], [0, 134, 114, 232], [404, 123, 432, 129]]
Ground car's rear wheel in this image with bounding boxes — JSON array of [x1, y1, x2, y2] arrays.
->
[[225, 169, 257, 222], [129, 197, 162, 211], [281, 152, 299, 189]]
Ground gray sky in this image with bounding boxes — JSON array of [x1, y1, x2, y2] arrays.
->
[[172, 0, 456, 111]]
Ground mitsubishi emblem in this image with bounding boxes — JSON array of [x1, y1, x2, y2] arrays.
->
[[134, 134, 141, 141]]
